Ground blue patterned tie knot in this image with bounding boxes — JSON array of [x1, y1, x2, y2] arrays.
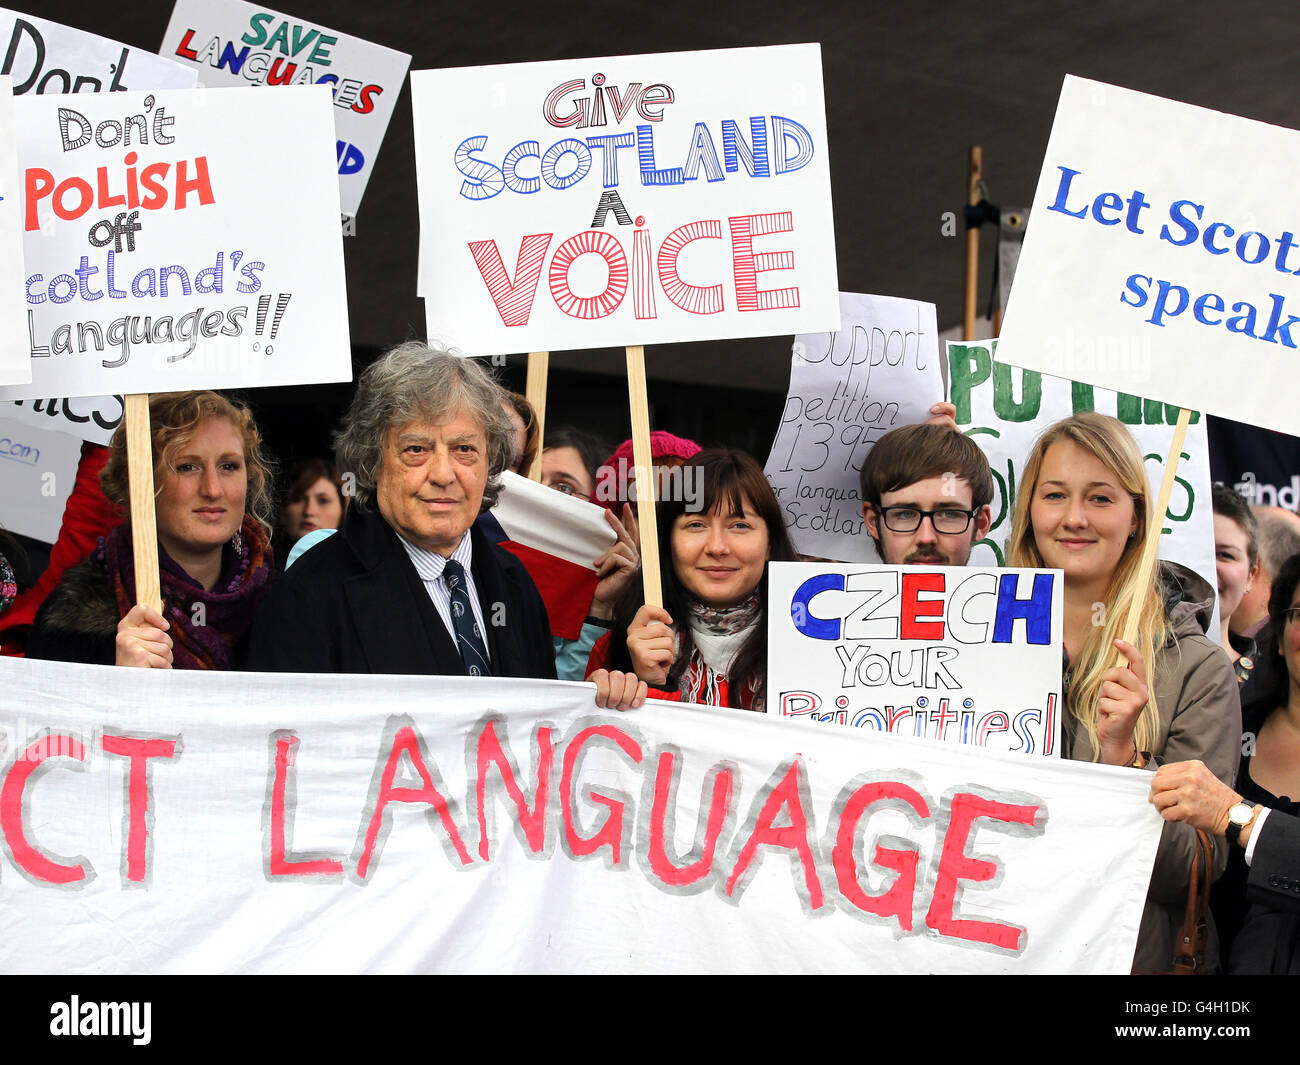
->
[[442, 559, 492, 677]]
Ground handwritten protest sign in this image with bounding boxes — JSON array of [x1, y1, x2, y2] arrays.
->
[[5, 394, 121, 445], [0, 77, 26, 386], [0, 658, 1158, 973], [412, 44, 839, 354], [0, 414, 79, 541], [997, 75, 1300, 435], [0, 85, 350, 402], [0, 7, 196, 94], [949, 341, 1217, 619], [765, 293, 942, 560], [161, 0, 411, 222], [768, 561, 1063, 756]]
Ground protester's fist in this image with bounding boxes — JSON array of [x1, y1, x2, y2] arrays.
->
[[115, 604, 173, 669], [588, 668, 649, 711], [626, 604, 675, 687]]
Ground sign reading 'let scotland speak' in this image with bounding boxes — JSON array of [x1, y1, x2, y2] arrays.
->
[[997, 76, 1300, 435], [413, 45, 839, 354]]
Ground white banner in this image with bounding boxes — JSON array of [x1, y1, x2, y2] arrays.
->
[[160, 0, 411, 221], [0, 414, 79, 541], [997, 75, 1300, 435], [948, 340, 1218, 634], [768, 562, 1063, 756], [412, 44, 839, 354], [0, 658, 1160, 974], [0, 7, 196, 94], [0, 77, 26, 386], [3, 85, 350, 401], [4, 394, 122, 446], [765, 292, 942, 561]]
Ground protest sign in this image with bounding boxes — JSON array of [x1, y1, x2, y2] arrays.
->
[[0, 414, 79, 541], [948, 341, 1217, 622], [0, 7, 196, 95], [0, 657, 1159, 974], [996, 75, 1300, 435], [411, 44, 839, 355], [160, 0, 411, 222], [5, 395, 121, 445], [0, 77, 27, 386], [1, 85, 350, 402], [768, 561, 1063, 756], [764, 292, 942, 561]]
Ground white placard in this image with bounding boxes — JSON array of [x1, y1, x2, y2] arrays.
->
[[0, 7, 197, 94], [412, 44, 839, 355], [997, 75, 1300, 435], [765, 292, 942, 561], [0, 414, 80, 541], [768, 561, 1064, 757], [3, 85, 350, 401], [0, 77, 26, 385], [0, 657, 1158, 974], [5, 394, 122, 445], [160, 0, 411, 221], [949, 340, 1218, 636]]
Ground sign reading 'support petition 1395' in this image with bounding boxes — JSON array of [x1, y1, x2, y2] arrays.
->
[[2, 85, 351, 402], [412, 44, 840, 355]]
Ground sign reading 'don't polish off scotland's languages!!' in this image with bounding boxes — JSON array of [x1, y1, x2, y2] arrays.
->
[[997, 75, 1300, 436], [2, 84, 350, 402], [412, 44, 839, 355]]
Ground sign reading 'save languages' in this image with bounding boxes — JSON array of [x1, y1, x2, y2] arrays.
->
[[413, 44, 839, 354], [3, 85, 350, 401]]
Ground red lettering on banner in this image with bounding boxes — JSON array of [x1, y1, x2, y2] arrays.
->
[[25, 155, 216, 232], [175, 28, 199, 61], [267, 732, 344, 878], [101, 732, 180, 884], [900, 572, 945, 640], [925, 791, 1038, 951], [729, 211, 799, 312], [0, 734, 91, 885], [724, 757, 824, 909], [831, 780, 931, 929], [646, 750, 733, 888], [468, 234, 553, 326], [656, 220, 724, 314], [560, 725, 643, 865], [548, 229, 629, 320], [355, 725, 472, 880], [475, 719, 554, 861]]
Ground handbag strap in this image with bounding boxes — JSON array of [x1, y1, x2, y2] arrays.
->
[[1170, 828, 1214, 974]]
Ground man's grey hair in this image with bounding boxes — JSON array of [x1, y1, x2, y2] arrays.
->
[[335, 342, 515, 511], [1254, 507, 1300, 577]]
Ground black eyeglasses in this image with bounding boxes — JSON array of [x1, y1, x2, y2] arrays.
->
[[876, 505, 979, 535], [547, 481, 592, 502]]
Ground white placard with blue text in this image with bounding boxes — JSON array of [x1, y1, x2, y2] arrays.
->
[[767, 562, 1064, 758], [997, 75, 1300, 435], [2, 85, 349, 401], [412, 44, 839, 354], [0, 415, 81, 542], [0, 77, 27, 385]]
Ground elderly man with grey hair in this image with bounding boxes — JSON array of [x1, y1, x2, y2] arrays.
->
[[246, 343, 645, 707]]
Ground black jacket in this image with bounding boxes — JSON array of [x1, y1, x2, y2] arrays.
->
[[243, 505, 555, 679], [1229, 809, 1300, 973]]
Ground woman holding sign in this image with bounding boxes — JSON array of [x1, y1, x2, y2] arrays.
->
[[1007, 412, 1239, 973], [27, 392, 276, 670]]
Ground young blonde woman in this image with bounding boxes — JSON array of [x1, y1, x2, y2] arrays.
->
[[1007, 412, 1239, 972]]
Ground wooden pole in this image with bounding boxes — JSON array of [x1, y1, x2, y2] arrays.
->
[[1118, 406, 1193, 654], [525, 350, 548, 481], [964, 146, 982, 341], [625, 344, 662, 608], [124, 393, 162, 613]]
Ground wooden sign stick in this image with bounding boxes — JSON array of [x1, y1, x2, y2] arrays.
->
[[124, 393, 162, 614], [963, 145, 982, 341], [625, 344, 662, 608], [525, 350, 549, 481], [1117, 405, 1193, 658]]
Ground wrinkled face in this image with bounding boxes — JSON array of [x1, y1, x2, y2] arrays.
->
[[862, 475, 990, 566], [155, 417, 247, 563], [1029, 441, 1137, 591], [541, 445, 594, 500], [284, 476, 343, 542], [1214, 512, 1255, 624], [671, 498, 770, 607], [375, 413, 488, 558]]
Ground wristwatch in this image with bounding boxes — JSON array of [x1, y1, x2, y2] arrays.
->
[[1225, 802, 1259, 845]]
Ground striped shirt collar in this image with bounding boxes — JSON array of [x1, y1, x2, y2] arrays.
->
[[396, 529, 474, 582]]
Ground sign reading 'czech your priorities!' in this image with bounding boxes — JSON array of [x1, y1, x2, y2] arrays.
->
[[412, 44, 839, 354], [3, 85, 351, 402], [997, 75, 1300, 436]]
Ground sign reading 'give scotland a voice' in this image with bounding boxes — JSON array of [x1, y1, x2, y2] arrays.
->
[[768, 563, 1063, 757], [3, 85, 350, 401], [997, 76, 1300, 436], [412, 45, 839, 354]]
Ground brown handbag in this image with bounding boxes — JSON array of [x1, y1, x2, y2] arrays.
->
[[1168, 828, 1214, 974]]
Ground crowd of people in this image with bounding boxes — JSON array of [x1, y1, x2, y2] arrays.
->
[[0, 339, 1295, 973]]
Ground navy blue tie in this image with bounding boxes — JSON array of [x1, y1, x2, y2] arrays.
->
[[442, 559, 492, 677]]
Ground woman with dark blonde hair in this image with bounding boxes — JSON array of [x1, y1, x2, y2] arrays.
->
[[1007, 411, 1239, 972], [28, 391, 276, 670]]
